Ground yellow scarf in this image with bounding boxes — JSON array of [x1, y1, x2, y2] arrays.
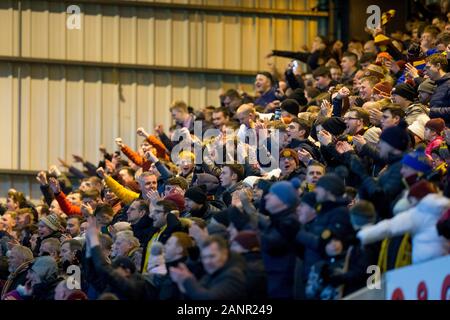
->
[[142, 225, 167, 273]]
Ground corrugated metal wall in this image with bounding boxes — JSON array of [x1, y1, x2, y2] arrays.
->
[[0, 0, 322, 171]]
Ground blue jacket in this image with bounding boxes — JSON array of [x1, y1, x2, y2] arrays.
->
[[429, 73, 450, 125]]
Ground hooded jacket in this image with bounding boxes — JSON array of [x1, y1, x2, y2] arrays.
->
[[357, 193, 450, 264]]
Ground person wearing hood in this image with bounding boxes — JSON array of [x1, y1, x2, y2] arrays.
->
[[358, 192, 450, 264]]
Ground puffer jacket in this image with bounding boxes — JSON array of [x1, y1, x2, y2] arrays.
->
[[429, 73, 450, 126], [357, 193, 450, 264]]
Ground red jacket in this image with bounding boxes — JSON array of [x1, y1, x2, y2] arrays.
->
[[55, 192, 82, 217]]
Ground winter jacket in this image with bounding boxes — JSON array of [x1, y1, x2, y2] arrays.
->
[[358, 193, 450, 264], [429, 73, 450, 126], [425, 136, 444, 158], [1, 260, 32, 299], [296, 200, 354, 281], [260, 207, 300, 299], [182, 257, 247, 300], [241, 251, 267, 300], [90, 246, 157, 300], [105, 176, 140, 205]]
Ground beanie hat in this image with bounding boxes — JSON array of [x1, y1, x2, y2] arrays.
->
[[228, 207, 250, 231], [31, 256, 58, 283], [316, 173, 345, 197], [363, 126, 381, 144], [417, 79, 437, 95], [194, 173, 219, 194], [243, 176, 261, 188], [322, 117, 347, 136], [256, 179, 274, 194], [364, 64, 385, 80], [281, 99, 301, 116], [408, 120, 426, 140], [233, 230, 260, 251], [300, 192, 317, 209], [280, 148, 300, 167], [269, 178, 301, 209], [402, 146, 432, 173], [408, 180, 437, 200], [391, 83, 417, 102], [380, 120, 410, 151], [425, 118, 445, 134], [377, 52, 393, 62], [164, 192, 185, 212], [185, 186, 207, 205], [39, 214, 62, 232], [372, 81, 392, 98]]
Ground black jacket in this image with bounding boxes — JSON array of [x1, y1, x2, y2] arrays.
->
[[429, 73, 450, 126], [182, 257, 247, 300], [260, 207, 300, 299], [90, 246, 157, 300], [241, 251, 267, 300]]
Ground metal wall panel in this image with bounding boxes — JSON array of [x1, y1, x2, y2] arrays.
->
[[0, 0, 322, 171]]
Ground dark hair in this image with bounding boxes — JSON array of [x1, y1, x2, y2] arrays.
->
[[381, 104, 406, 119], [290, 118, 311, 138], [213, 106, 231, 118], [155, 200, 178, 214], [308, 160, 326, 171], [436, 32, 450, 46], [348, 107, 370, 126], [223, 164, 245, 182], [94, 203, 114, 217], [342, 51, 358, 62], [312, 66, 331, 78], [119, 167, 136, 178], [256, 71, 274, 86], [201, 235, 229, 251], [132, 199, 150, 215], [166, 177, 189, 191]]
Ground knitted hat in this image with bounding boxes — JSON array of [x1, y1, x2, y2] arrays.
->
[[243, 176, 261, 188], [425, 118, 445, 134], [268, 179, 301, 209], [316, 173, 345, 197], [402, 146, 432, 173], [377, 52, 393, 62], [233, 231, 260, 251], [380, 120, 410, 151], [280, 148, 300, 167], [364, 64, 385, 80], [322, 117, 347, 136], [408, 180, 437, 200], [39, 214, 61, 232], [391, 83, 417, 102], [300, 192, 317, 209], [228, 207, 250, 231], [408, 120, 425, 140], [31, 256, 58, 282], [164, 192, 185, 212], [372, 81, 392, 98], [363, 126, 382, 144], [185, 186, 207, 205], [281, 99, 301, 116], [417, 79, 437, 95], [67, 290, 88, 300], [194, 173, 219, 193]]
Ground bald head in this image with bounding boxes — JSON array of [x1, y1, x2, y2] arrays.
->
[[235, 104, 256, 127]]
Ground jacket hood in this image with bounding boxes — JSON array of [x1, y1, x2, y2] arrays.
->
[[416, 193, 450, 216]]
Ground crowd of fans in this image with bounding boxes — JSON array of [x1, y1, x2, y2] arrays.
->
[[1, 5, 450, 300]]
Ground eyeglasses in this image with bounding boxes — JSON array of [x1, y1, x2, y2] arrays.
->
[[343, 117, 360, 121]]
